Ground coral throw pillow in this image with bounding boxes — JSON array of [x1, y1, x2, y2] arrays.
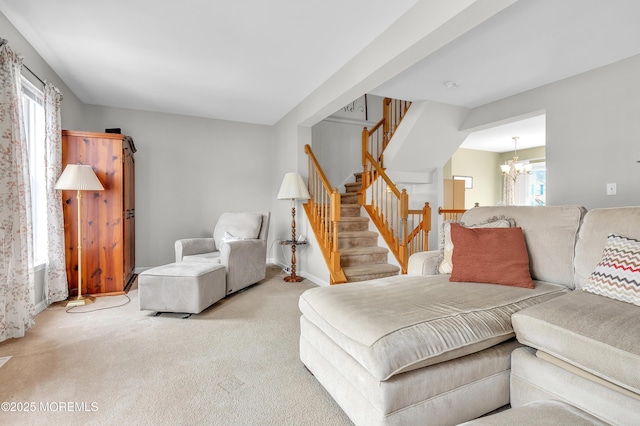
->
[[438, 216, 515, 274], [449, 223, 534, 288], [583, 233, 640, 306]]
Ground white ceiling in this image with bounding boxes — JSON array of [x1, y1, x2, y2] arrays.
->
[[2, 0, 640, 151], [0, 0, 417, 125], [371, 0, 640, 152], [460, 114, 546, 153]]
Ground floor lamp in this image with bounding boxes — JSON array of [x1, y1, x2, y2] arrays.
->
[[277, 172, 310, 282], [55, 164, 104, 307]]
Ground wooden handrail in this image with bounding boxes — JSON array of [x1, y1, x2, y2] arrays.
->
[[359, 150, 430, 273], [362, 97, 411, 169], [304, 97, 425, 279], [358, 97, 430, 273], [438, 207, 467, 221], [303, 144, 347, 284], [304, 144, 334, 196]]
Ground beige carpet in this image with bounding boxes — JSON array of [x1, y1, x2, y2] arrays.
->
[[0, 265, 353, 425]]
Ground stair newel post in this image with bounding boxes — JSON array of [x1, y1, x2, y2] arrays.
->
[[399, 189, 409, 273], [360, 127, 369, 206], [361, 126, 368, 164], [382, 98, 391, 159], [330, 189, 341, 279], [422, 202, 431, 251]]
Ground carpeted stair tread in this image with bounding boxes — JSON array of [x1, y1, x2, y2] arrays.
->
[[340, 246, 389, 266], [341, 204, 361, 217], [340, 216, 368, 223], [345, 182, 361, 193], [340, 246, 388, 256], [341, 193, 358, 204], [337, 231, 378, 249], [338, 217, 369, 232], [343, 263, 401, 282], [338, 230, 378, 239]]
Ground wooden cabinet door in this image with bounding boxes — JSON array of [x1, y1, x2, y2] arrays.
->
[[443, 179, 466, 221], [62, 131, 126, 295], [123, 137, 135, 286]]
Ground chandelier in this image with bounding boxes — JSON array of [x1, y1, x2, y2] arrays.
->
[[500, 136, 532, 179]]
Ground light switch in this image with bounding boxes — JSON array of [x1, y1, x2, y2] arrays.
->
[[606, 183, 617, 196]]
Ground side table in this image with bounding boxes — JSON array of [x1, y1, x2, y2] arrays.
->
[[280, 239, 308, 282]]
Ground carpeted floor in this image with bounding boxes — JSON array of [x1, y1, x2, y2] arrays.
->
[[0, 265, 353, 425]]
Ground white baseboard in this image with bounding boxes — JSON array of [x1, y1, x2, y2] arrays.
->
[[269, 259, 328, 287], [136, 262, 329, 287], [300, 271, 329, 287]]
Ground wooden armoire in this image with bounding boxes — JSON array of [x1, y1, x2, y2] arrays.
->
[[61, 130, 136, 296]]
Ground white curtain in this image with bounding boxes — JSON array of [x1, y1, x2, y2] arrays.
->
[[43, 83, 67, 304], [502, 160, 516, 206], [0, 44, 35, 342]]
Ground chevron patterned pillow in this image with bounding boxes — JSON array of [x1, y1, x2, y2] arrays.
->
[[583, 233, 640, 306]]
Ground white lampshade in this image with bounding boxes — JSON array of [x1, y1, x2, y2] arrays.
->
[[55, 164, 104, 191], [277, 172, 310, 200]]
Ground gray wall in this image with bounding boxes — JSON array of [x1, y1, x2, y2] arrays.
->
[[311, 120, 363, 190], [6, 4, 640, 297], [84, 105, 275, 268], [1, 12, 86, 129], [463, 54, 640, 209]]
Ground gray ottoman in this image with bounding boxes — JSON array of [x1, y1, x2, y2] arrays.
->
[[139, 262, 226, 314]]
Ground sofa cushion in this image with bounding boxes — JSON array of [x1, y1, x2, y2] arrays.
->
[[512, 290, 640, 394], [582, 233, 640, 306], [450, 224, 533, 288], [574, 207, 640, 290], [299, 274, 567, 381], [438, 216, 515, 274], [182, 251, 221, 263], [461, 206, 586, 289], [213, 212, 262, 249]]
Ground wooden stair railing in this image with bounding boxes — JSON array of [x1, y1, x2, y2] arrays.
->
[[362, 97, 411, 169], [358, 97, 429, 273], [303, 144, 347, 284], [359, 150, 431, 273], [438, 207, 467, 222]]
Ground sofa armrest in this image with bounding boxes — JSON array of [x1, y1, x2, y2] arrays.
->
[[220, 239, 267, 293], [407, 250, 441, 276], [175, 238, 216, 262]]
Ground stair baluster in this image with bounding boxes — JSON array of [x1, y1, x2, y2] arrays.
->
[[304, 145, 347, 284]]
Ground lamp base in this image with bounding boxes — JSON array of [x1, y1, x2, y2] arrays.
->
[[284, 275, 303, 283], [65, 295, 96, 307]]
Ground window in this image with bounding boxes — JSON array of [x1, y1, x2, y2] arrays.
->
[[514, 162, 546, 206], [21, 77, 46, 265]]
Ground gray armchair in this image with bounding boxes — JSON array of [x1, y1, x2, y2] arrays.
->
[[175, 211, 270, 295]]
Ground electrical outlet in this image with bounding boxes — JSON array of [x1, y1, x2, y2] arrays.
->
[[606, 183, 617, 196]]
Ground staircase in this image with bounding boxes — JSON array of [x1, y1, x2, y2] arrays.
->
[[338, 173, 400, 282], [303, 97, 430, 284]]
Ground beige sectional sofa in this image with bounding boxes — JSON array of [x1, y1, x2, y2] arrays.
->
[[504, 206, 640, 425], [299, 205, 640, 425]]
